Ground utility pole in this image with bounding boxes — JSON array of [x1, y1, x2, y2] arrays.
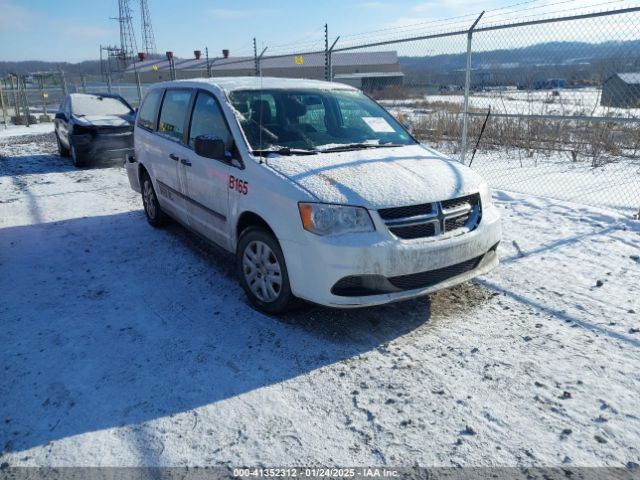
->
[[112, 0, 138, 68], [140, 0, 157, 55]]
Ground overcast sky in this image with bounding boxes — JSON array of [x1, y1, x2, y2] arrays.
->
[[0, 0, 633, 62]]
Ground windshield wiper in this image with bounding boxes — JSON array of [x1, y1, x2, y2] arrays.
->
[[317, 143, 405, 153], [252, 147, 317, 156]]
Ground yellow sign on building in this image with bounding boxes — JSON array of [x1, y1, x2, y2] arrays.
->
[[153, 64, 159, 71], [294, 56, 304, 65]]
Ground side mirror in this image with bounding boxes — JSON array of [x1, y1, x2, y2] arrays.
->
[[55, 112, 67, 121], [194, 135, 227, 160]]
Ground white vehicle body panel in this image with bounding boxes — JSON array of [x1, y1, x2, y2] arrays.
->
[[128, 77, 501, 308]]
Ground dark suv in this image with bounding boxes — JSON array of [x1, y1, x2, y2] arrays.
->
[[54, 93, 136, 167]]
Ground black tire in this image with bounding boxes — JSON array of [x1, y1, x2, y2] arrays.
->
[[56, 132, 70, 158], [70, 140, 85, 167], [141, 171, 167, 228], [237, 227, 298, 315]]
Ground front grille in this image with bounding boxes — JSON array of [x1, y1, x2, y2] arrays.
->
[[442, 194, 477, 211], [388, 255, 483, 290], [378, 193, 481, 240], [379, 203, 433, 220], [445, 215, 470, 231], [389, 223, 435, 240]]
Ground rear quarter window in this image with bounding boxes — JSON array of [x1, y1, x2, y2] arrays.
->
[[137, 89, 163, 131]]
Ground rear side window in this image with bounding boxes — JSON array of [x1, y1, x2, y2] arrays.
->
[[137, 89, 163, 131], [158, 89, 192, 142]]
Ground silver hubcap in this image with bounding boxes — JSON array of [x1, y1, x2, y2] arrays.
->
[[243, 240, 282, 303], [143, 180, 156, 219]]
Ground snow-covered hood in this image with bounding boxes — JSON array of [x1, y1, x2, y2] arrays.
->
[[74, 115, 133, 127], [266, 144, 485, 208]]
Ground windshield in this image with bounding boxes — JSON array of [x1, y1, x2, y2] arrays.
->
[[229, 88, 415, 152], [71, 95, 132, 117]]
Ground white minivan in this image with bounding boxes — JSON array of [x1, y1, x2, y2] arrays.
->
[[126, 77, 501, 314]]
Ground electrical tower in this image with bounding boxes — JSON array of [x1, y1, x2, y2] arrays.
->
[[140, 0, 157, 56], [113, 0, 138, 68]]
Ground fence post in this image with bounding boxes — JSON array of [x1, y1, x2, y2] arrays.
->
[[131, 59, 142, 105], [9, 75, 20, 122], [18, 75, 30, 127], [460, 11, 484, 164], [324, 24, 340, 82], [0, 82, 8, 129], [253, 38, 259, 77], [205, 47, 211, 78], [59, 69, 68, 96], [81, 74, 87, 93]]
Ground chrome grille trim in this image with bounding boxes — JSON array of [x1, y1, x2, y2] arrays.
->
[[379, 193, 481, 240]]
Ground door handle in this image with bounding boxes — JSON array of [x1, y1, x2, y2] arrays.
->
[[169, 153, 179, 161], [181, 158, 192, 166]]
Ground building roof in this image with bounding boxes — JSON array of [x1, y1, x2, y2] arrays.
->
[[148, 77, 358, 93], [615, 73, 640, 85], [125, 51, 399, 74]]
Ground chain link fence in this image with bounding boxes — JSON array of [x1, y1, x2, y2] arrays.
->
[[1, 5, 639, 215]]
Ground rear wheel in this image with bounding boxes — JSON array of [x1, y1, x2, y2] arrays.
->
[[237, 227, 297, 315], [56, 132, 70, 158], [141, 172, 167, 227]]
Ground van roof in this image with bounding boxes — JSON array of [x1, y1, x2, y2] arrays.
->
[[152, 77, 359, 93]]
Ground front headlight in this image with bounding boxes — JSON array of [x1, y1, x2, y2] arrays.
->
[[479, 181, 493, 208], [298, 203, 375, 236]]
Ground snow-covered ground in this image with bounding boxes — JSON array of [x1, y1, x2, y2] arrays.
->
[[1, 129, 639, 468], [417, 88, 640, 119]]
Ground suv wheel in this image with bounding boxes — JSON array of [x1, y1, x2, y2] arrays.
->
[[70, 141, 85, 167], [141, 172, 167, 227], [237, 227, 297, 314], [56, 133, 70, 158]]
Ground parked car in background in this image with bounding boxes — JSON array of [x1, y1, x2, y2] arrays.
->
[[126, 78, 501, 314], [54, 93, 135, 167]]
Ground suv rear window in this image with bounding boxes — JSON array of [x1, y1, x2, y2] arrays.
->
[[158, 90, 192, 142], [137, 89, 163, 131]]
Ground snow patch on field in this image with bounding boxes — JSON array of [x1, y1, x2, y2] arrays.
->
[[1, 132, 639, 467], [0, 123, 54, 138]]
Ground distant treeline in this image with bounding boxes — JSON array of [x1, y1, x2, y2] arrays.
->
[[399, 40, 640, 87]]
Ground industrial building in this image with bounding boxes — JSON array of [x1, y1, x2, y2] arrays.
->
[[601, 72, 640, 108], [124, 51, 404, 91]]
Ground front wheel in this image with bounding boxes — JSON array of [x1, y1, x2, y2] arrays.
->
[[237, 227, 297, 315], [70, 141, 85, 167], [141, 172, 167, 227], [56, 132, 70, 158]]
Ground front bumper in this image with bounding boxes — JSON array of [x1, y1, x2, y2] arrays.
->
[[71, 132, 134, 162], [281, 204, 502, 308]]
